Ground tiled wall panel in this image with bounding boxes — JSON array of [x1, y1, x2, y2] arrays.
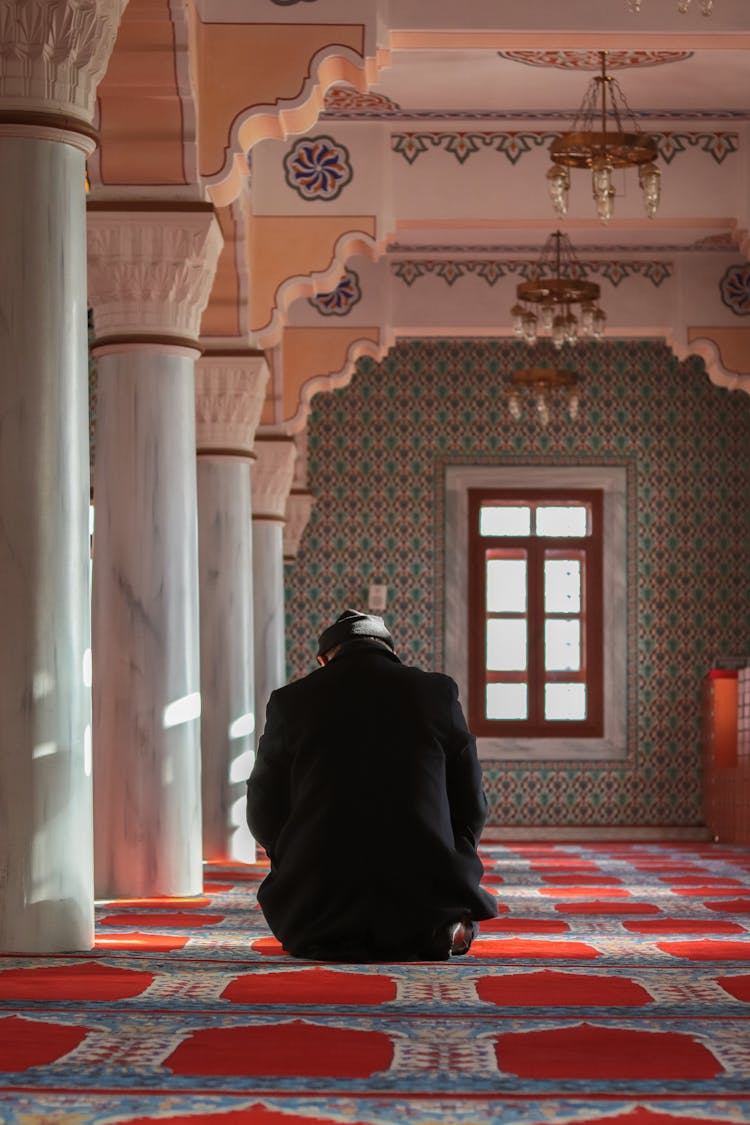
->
[[284, 339, 750, 827]]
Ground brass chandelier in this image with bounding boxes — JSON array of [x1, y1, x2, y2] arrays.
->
[[547, 51, 661, 224], [510, 230, 606, 350], [507, 366, 580, 426]]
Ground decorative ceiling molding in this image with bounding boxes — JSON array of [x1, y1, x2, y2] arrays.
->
[[391, 130, 739, 166], [322, 108, 750, 122], [388, 240, 733, 254], [391, 259, 673, 288], [498, 49, 693, 70], [323, 87, 401, 115]]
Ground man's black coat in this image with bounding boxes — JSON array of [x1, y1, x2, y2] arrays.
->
[[246, 640, 497, 958]]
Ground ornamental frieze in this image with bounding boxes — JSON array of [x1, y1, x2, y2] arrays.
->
[[391, 131, 738, 167], [391, 260, 673, 289]]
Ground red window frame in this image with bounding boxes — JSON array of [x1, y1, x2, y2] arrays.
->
[[468, 488, 604, 739]]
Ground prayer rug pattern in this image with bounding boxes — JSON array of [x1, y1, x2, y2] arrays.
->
[[1, 843, 750, 1123]]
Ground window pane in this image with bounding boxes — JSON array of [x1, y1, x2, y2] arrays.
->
[[487, 682, 528, 720], [545, 683, 587, 720], [480, 505, 531, 537], [545, 559, 581, 614], [487, 618, 527, 671], [536, 505, 588, 537], [487, 558, 527, 613], [545, 619, 581, 671]]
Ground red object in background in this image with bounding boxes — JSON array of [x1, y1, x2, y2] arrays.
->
[[702, 668, 741, 842]]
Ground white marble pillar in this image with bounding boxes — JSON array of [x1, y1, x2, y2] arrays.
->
[[0, 0, 126, 953], [88, 208, 223, 898], [252, 438, 297, 738], [284, 490, 316, 563], [196, 354, 269, 862]]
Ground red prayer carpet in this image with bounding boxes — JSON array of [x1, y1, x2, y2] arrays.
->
[[1, 841, 750, 1124]]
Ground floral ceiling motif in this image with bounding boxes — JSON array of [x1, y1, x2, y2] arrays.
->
[[498, 49, 692, 69], [309, 270, 362, 316], [284, 136, 353, 201], [323, 87, 401, 115], [720, 265, 750, 316]]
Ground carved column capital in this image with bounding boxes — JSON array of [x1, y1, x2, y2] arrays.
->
[[0, 0, 127, 131], [284, 489, 315, 562], [87, 207, 224, 346], [252, 437, 296, 522], [195, 354, 270, 456]]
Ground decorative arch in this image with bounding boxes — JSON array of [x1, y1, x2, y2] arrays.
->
[[669, 330, 750, 397]]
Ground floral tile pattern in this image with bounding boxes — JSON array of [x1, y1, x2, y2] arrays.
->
[[284, 338, 750, 827]]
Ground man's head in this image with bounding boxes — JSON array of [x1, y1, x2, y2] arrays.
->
[[316, 609, 395, 666]]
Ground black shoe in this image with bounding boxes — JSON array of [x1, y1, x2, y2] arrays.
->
[[447, 917, 476, 956], [427, 914, 477, 959]]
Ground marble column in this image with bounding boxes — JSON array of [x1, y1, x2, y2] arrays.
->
[[284, 490, 316, 563], [196, 354, 269, 863], [88, 207, 223, 898], [252, 438, 297, 739], [0, 0, 126, 953]]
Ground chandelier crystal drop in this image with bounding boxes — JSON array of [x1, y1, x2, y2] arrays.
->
[[548, 51, 661, 224], [510, 230, 606, 351]]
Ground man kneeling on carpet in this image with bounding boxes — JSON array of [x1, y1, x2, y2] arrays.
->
[[246, 610, 497, 961]]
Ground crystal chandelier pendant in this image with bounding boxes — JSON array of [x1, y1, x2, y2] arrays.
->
[[534, 390, 551, 427], [639, 162, 661, 219], [547, 164, 570, 217]]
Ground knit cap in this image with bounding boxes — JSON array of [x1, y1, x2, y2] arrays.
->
[[316, 609, 394, 658]]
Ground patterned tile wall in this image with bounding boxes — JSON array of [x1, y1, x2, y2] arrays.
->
[[286, 338, 750, 826]]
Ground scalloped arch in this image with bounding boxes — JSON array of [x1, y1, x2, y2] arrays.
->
[[669, 333, 750, 396], [255, 226, 393, 349], [286, 330, 397, 433]]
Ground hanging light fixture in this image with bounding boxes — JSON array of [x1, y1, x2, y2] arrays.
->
[[510, 230, 606, 351], [547, 51, 661, 224], [628, 0, 713, 11], [507, 367, 580, 426]]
